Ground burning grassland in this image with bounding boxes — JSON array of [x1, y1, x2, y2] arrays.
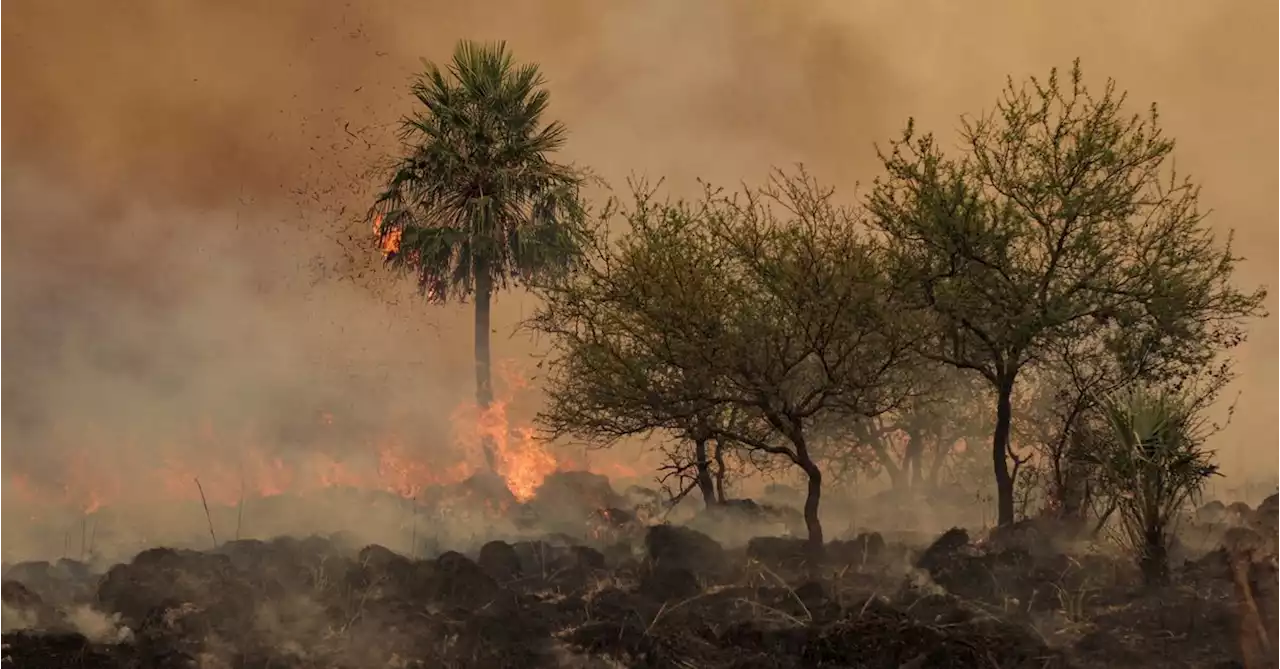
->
[[3, 352, 1273, 667], [2, 365, 652, 566]]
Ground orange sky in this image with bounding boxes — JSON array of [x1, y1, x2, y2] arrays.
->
[[3, 1, 1275, 491]]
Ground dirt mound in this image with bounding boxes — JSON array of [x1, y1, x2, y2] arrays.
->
[[97, 547, 258, 643], [828, 532, 887, 565], [747, 536, 811, 569], [3, 579, 63, 631], [638, 565, 702, 601], [478, 540, 523, 581], [7, 536, 533, 667], [531, 471, 625, 516], [645, 524, 725, 574], [915, 527, 970, 573], [429, 550, 503, 609], [3, 559, 96, 609]]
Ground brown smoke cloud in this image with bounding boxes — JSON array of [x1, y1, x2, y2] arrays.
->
[[3, 0, 1276, 553]]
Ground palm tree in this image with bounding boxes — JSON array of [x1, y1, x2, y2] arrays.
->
[[371, 40, 588, 472], [1090, 384, 1219, 585]]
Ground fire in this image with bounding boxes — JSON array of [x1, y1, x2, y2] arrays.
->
[[373, 213, 402, 256], [377, 436, 475, 498], [451, 399, 559, 502], [2, 360, 605, 516]]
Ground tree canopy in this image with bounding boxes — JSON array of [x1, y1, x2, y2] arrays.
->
[[371, 40, 588, 301], [866, 60, 1266, 525], [529, 171, 921, 548]]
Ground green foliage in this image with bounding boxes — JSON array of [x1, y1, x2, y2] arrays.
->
[[867, 59, 1266, 524], [871, 60, 1264, 383], [1086, 383, 1219, 584], [532, 171, 917, 446], [527, 180, 735, 442], [370, 40, 589, 302], [529, 169, 921, 545]]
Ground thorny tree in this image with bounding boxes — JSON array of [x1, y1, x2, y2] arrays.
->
[[867, 60, 1266, 526], [527, 179, 751, 510], [531, 171, 920, 551], [370, 40, 589, 471]]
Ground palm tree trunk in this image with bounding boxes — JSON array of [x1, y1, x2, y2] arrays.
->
[[474, 272, 497, 472]]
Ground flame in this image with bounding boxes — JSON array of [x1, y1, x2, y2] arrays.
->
[[373, 213, 402, 256], [3, 360, 637, 517], [451, 399, 559, 502]]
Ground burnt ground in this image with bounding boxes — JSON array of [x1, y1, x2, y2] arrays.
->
[[2, 492, 1277, 668], [2, 478, 1269, 665]]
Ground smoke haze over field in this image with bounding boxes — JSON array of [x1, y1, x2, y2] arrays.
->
[[3, 0, 1276, 536]]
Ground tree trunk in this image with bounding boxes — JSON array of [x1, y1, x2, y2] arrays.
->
[[791, 427, 824, 554], [474, 272, 497, 472], [800, 456, 824, 553], [875, 449, 904, 490], [1225, 544, 1272, 668], [693, 438, 716, 508], [712, 438, 727, 503], [1059, 463, 1089, 521], [1140, 528, 1169, 586], [993, 375, 1016, 526], [904, 430, 925, 489], [1054, 412, 1090, 522], [927, 436, 951, 489], [863, 424, 904, 490]]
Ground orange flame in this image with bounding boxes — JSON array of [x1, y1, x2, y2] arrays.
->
[[3, 361, 642, 516], [451, 399, 559, 502], [373, 213, 402, 256]]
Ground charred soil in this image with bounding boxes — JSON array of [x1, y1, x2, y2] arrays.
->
[[3, 499, 1274, 668]]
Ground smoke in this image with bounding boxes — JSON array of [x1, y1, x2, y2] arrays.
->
[[65, 606, 133, 644], [3, 1, 1276, 558]]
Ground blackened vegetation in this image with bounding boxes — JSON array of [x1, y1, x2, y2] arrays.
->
[[5, 494, 1276, 668], [1, 520, 1039, 669]]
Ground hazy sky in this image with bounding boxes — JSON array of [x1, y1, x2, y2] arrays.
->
[[3, 1, 1276, 496]]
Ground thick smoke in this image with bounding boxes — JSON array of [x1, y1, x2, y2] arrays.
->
[[3, 1, 1276, 559]]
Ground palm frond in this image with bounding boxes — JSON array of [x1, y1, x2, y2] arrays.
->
[[368, 39, 588, 303], [1089, 381, 1219, 583]]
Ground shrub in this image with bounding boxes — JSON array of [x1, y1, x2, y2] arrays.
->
[[1087, 384, 1219, 585]]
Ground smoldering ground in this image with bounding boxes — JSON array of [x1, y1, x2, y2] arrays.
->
[[3, 0, 1277, 562]]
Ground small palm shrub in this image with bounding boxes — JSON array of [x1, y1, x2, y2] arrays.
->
[[1087, 384, 1219, 585]]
